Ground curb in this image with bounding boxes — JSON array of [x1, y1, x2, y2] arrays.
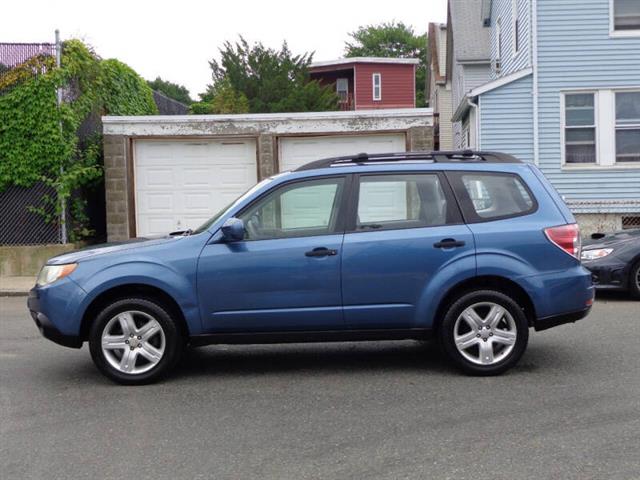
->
[[1, 292, 29, 297]]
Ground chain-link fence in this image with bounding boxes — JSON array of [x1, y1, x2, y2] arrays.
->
[[0, 40, 64, 246]]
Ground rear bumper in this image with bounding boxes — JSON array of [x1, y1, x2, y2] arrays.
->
[[534, 306, 591, 332]]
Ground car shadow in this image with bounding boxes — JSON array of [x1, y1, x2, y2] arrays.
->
[[595, 290, 633, 303], [174, 340, 456, 378]]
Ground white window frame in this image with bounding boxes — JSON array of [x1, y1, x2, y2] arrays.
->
[[610, 0, 640, 38], [561, 87, 640, 169], [614, 90, 640, 163], [372, 73, 382, 101], [512, 0, 520, 57], [560, 91, 599, 167]]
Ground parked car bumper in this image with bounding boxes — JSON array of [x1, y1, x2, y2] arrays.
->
[[27, 278, 87, 349], [533, 305, 592, 331], [582, 259, 630, 291]]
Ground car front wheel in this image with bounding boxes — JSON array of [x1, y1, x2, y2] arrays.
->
[[89, 298, 183, 385], [630, 261, 640, 300], [439, 290, 529, 376]]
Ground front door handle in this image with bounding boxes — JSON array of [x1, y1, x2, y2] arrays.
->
[[305, 247, 338, 257], [433, 238, 466, 249]]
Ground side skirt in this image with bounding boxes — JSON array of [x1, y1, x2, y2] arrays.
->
[[189, 328, 433, 347]]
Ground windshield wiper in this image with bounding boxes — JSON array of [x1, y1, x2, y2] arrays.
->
[[169, 229, 193, 237]]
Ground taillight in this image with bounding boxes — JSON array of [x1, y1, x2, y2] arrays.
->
[[544, 223, 581, 259]]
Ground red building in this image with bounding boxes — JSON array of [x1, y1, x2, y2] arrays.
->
[[309, 57, 419, 110]]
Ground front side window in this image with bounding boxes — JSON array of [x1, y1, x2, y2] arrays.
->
[[613, 0, 640, 31], [356, 174, 452, 231], [564, 93, 597, 164], [457, 172, 535, 221], [372, 73, 382, 101], [615, 91, 640, 162], [239, 177, 345, 240]]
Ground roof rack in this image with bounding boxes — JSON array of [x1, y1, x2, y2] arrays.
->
[[295, 150, 521, 171]]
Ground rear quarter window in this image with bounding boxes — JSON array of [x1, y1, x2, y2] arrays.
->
[[449, 172, 537, 222]]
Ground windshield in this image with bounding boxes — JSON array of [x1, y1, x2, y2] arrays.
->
[[192, 177, 275, 234]]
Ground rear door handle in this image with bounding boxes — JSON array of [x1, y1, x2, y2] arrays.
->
[[433, 238, 466, 249], [305, 247, 338, 257]]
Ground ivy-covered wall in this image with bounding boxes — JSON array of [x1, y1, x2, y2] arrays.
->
[[0, 40, 157, 243]]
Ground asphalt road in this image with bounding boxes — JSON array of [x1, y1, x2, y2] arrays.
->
[[1, 294, 639, 480]]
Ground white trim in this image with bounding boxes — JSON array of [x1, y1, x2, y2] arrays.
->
[[560, 90, 599, 167], [609, 0, 640, 37], [469, 67, 533, 97], [532, 0, 540, 165], [102, 108, 434, 136], [372, 73, 382, 101], [496, 16, 503, 64], [310, 57, 420, 68]]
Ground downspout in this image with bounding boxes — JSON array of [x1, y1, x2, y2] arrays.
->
[[467, 96, 480, 149], [532, 0, 539, 164]]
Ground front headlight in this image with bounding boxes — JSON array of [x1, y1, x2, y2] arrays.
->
[[581, 248, 613, 261], [36, 263, 78, 287]]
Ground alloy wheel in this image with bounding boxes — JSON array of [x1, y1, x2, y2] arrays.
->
[[101, 310, 166, 375], [453, 302, 518, 366]]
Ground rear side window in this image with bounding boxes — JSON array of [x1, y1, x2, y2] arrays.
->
[[451, 172, 536, 222], [354, 174, 458, 231]]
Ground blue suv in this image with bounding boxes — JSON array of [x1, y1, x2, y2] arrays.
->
[[28, 151, 594, 384]]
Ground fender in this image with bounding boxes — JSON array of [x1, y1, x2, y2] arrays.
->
[[414, 252, 477, 328], [71, 258, 202, 335]]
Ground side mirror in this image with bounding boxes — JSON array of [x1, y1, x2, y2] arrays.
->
[[221, 217, 245, 242]]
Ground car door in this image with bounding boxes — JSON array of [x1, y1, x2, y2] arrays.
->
[[197, 176, 349, 332], [341, 172, 475, 329]]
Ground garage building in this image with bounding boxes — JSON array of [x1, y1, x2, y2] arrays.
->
[[102, 109, 434, 241]]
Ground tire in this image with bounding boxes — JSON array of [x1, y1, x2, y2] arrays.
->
[[630, 261, 640, 300], [89, 297, 183, 385], [438, 290, 529, 376]]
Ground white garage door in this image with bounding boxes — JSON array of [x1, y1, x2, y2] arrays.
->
[[278, 133, 406, 172], [134, 139, 257, 236]]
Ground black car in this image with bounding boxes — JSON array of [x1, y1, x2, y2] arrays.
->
[[582, 229, 640, 299]]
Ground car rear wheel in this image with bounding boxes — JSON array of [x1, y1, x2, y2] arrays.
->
[[439, 290, 529, 376], [89, 298, 183, 385], [630, 261, 640, 300]]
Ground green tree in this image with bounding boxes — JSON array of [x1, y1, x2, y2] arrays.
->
[[199, 37, 338, 113], [147, 76, 192, 105], [190, 78, 249, 114], [345, 21, 427, 107]]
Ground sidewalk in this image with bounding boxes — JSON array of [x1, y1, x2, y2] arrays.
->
[[0, 276, 36, 296]]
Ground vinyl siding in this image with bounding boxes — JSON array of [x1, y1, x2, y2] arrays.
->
[[354, 63, 416, 109], [479, 74, 534, 163], [437, 85, 454, 150], [464, 64, 492, 92], [537, 0, 640, 210], [489, 0, 531, 78]]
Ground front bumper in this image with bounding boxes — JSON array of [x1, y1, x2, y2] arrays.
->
[[27, 284, 84, 349], [582, 260, 629, 291]]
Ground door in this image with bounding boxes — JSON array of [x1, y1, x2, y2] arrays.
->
[[197, 176, 349, 332], [278, 133, 406, 172], [341, 172, 475, 328], [134, 139, 257, 236]]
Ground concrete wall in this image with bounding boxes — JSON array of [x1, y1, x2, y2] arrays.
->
[[0, 244, 77, 277], [102, 110, 434, 241]]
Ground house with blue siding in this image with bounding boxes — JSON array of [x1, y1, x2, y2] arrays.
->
[[449, 0, 640, 232]]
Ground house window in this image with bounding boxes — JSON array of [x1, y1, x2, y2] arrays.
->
[[372, 73, 382, 101], [613, 0, 640, 32], [336, 78, 349, 101], [564, 93, 597, 164], [615, 91, 640, 162], [512, 0, 520, 54], [496, 18, 503, 60]]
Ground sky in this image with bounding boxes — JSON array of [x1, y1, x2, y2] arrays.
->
[[2, 0, 447, 100]]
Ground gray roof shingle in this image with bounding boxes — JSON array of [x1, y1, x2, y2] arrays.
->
[[449, 0, 491, 62]]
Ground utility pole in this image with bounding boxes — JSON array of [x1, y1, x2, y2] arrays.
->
[[55, 29, 67, 244]]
